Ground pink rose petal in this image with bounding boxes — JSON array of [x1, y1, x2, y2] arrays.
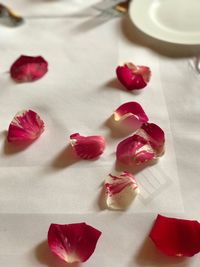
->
[[114, 102, 149, 130], [10, 55, 48, 82], [116, 123, 165, 165], [116, 135, 155, 165], [7, 110, 44, 142], [141, 123, 165, 156], [70, 133, 105, 160], [105, 171, 139, 210], [150, 214, 200, 257], [116, 62, 151, 90], [48, 223, 102, 263]]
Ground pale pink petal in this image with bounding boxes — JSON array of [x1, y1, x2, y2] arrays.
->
[[116, 62, 151, 90], [105, 171, 139, 210], [10, 55, 48, 82], [116, 123, 165, 165], [48, 223, 102, 263], [70, 133, 105, 160], [114, 102, 149, 130], [7, 110, 44, 142], [135, 65, 151, 83], [126, 63, 151, 83]]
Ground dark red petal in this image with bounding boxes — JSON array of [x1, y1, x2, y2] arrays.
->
[[10, 55, 48, 82], [48, 223, 102, 263], [150, 214, 200, 257]]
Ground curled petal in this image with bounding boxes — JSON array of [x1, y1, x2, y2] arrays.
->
[[7, 110, 44, 142], [150, 214, 200, 257], [48, 223, 102, 263], [70, 133, 105, 160], [116, 62, 151, 90], [105, 171, 139, 210], [116, 123, 164, 165], [114, 102, 149, 130], [141, 123, 165, 156], [10, 55, 48, 82], [116, 135, 155, 165]]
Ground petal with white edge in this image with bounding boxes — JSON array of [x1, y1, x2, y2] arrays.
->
[[114, 102, 149, 131], [105, 172, 139, 210], [48, 223, 102, 263], [7, 109, 44, 142]]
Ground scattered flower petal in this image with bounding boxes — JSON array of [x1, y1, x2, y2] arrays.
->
[[10, 55, 48, 82], [114, 102, 149, 130], [116, 123, 165, 165], [150, 214, 200, 257], [141, 123, 165, 156], [116, 62, 151, 90], [70, 133, 105, 160], [105, 171, 139, 210], [116, 135, 154, 165], [48, 223, 102, 263], [7, 110, 44, 142]]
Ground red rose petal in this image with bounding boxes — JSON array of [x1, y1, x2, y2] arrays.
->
[[116, 63, 151, 90], [48, 223, 102, 263], [150, 214, 200, 257], [116, 123, 165, 165], [70, 133, 105, 160], [7, 110, 44, 142], [10, 55, 48, 82], [114, 102, 149, 130]]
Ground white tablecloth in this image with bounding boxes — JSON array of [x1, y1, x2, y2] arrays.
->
[[0, 1, 200, 266]]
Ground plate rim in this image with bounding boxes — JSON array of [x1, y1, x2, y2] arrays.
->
[[129, 0, 200, 45]]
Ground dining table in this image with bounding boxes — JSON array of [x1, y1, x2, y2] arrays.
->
[[0, 0, 200, 266]]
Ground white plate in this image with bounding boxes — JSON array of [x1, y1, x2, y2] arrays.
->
[[129, 0, 200, 44]]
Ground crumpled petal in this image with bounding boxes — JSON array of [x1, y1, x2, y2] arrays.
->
[[116, 123, 165, 165], [150, 214, 200, 257], [10, 55, 48, 82], [114, 102, 149, 130], [70, 133, 105, 160], [105, 171, 139, 210], [116, 62, 151, 90], [48, 223, 102, 263], [7, 110, 44, 142]]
